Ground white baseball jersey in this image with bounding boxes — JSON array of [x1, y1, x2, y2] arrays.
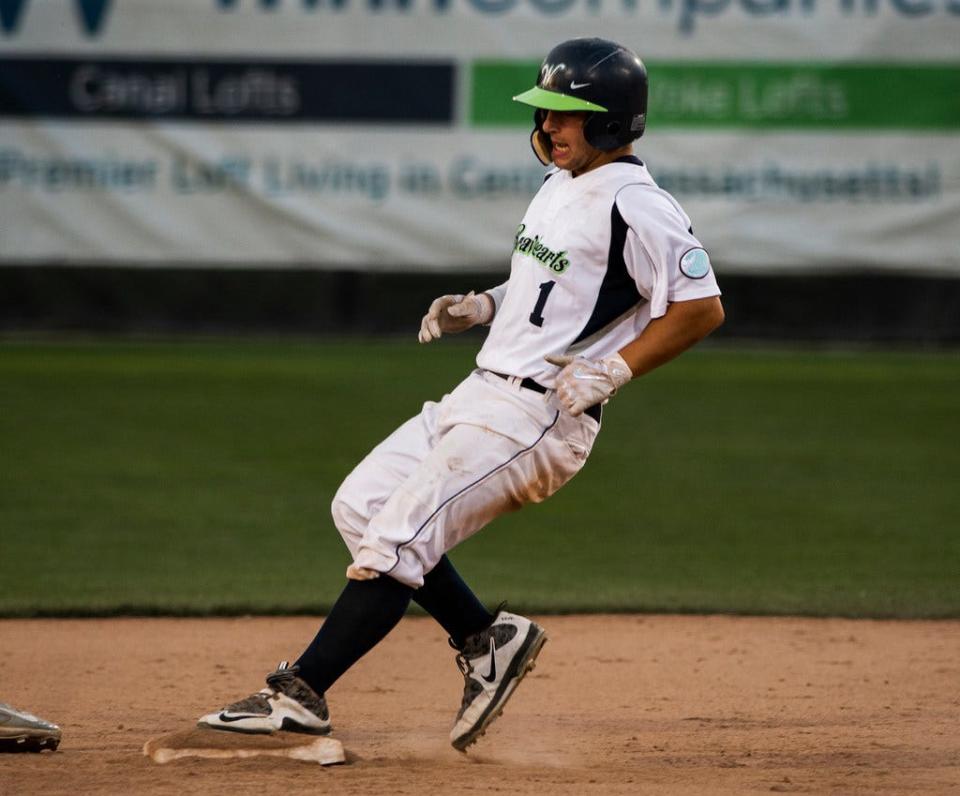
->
[[476, 156, 720, 387], [334, 156, 721, 587]]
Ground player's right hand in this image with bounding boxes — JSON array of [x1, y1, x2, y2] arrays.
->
[[418, 292, 494, 343]]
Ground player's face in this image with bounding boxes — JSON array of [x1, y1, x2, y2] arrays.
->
[[541, 111, 608, 176]]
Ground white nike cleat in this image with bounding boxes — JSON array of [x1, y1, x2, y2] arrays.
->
[[449, 610, 547, 751], [197, 661, 331, 736]]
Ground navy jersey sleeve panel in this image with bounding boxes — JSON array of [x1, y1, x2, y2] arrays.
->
[[570, 201, 643, 346]]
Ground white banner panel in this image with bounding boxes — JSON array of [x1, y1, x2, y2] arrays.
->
[[1, 0, 958, 273]]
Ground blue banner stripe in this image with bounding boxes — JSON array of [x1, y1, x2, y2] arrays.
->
[[0, 57, 455, 124]]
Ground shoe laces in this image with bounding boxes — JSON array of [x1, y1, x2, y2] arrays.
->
[[449, 637, 473, 678], [264, 661, 329, 719], [265, 660, 297, 688]]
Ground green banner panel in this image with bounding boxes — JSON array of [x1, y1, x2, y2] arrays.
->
[[471, 61, 960, 130]]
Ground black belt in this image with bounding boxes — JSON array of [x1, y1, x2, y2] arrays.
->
[[489, 371, 602, 423]]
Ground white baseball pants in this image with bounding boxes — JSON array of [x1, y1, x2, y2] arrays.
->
[[331, 369, 600, 588]]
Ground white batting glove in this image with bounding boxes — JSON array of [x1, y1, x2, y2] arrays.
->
[[418, 291, 494, 344], [545, 352, 633, 417]]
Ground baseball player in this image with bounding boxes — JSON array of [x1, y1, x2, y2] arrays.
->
[[198, 37, 724, 752]]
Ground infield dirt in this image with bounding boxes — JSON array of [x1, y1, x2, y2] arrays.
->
[[1, 615, 958, 795]]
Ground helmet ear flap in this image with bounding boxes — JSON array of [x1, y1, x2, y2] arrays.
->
[[530, 129, 552, 166], [530, 108, 552, 165]]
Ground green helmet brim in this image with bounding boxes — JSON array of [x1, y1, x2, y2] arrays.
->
[[512, 86, 607, 113]]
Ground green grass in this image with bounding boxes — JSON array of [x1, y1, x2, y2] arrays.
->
[[1, 339, 958, 618]]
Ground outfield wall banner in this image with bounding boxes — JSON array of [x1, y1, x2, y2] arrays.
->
[[1, 0, 958, 274]]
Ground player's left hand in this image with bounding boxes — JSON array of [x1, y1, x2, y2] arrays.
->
[[545, 352, 633, 417]]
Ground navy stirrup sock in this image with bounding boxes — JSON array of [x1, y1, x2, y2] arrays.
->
[[413, 555, 494, 648], [294, 575, 413, 695], [293, 555, 492, 695]]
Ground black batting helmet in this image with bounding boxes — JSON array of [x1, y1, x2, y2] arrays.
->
[[513, 38, 648, 165]]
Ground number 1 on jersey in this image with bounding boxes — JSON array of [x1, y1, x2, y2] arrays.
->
[[529, 280, 556, 327]]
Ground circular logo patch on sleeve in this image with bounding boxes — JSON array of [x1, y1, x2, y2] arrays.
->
[[679, 248, 712, 279]]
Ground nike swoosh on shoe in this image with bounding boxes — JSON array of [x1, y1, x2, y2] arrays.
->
[[217, 712, 264, 722], [480, 637, 497, 683]]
